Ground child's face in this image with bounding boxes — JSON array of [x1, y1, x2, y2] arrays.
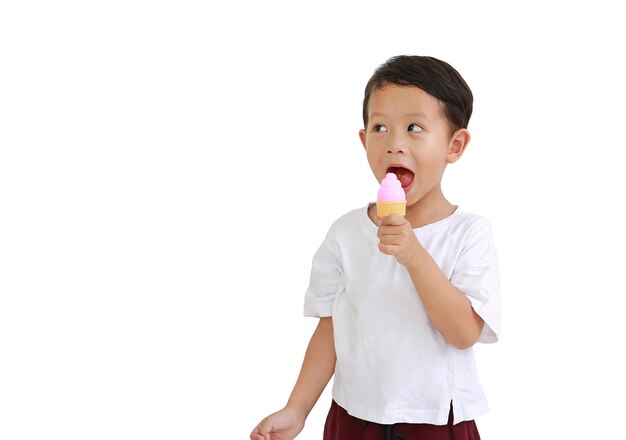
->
[[359, 85, 469, 208]]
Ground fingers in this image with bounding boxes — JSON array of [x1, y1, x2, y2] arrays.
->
[[250, 423, 271, 440], [375, 213, 405, 226], [250, 430, 269, 440], [376, 215, 414, 259], [378, 242, 400, 255], [377, 223, 410, 241], [377, 231, 404, 246], [381, 213, 405, 226]]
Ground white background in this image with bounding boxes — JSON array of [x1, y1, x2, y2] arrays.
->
[[1, 1, 625, 439]]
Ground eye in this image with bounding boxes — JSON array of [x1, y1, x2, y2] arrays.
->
[[374, 124, 388, 133], [408, 123, 422, 133]]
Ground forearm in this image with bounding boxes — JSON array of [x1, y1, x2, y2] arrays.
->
[[406, 247, 483, 349], [285, 317, 336, 419]]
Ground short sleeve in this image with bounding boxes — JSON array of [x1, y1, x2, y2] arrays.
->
[[303, 228, 343, 318], [450, 219, 502, 343]]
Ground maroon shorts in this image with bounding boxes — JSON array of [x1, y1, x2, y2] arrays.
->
[[323, 400, 480, 440]]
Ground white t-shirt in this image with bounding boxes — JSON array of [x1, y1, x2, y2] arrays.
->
[[304, 205, 501, 425]]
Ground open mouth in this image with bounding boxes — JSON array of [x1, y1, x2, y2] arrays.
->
[[387, 166, 415, 191]]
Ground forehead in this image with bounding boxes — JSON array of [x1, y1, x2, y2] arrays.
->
[[368, 85, 444, 120]]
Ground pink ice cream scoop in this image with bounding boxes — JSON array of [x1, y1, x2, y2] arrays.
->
[[377, 173, 406, 202], [376, 173, 406, 217]]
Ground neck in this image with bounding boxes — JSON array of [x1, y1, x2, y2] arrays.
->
[[404, 186, 456, 229]]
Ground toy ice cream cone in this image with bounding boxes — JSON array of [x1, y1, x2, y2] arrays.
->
[[376, 173, 406, 218], [376, 201, 406, 217]]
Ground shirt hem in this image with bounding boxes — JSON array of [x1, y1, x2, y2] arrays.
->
[[332, 393, 487, 425]]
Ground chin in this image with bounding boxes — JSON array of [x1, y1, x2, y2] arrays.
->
[[406, 192, 426, 208]]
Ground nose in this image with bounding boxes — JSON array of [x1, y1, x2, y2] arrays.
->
[[386, 145, 406, 154], [386, 135, 407, 155]]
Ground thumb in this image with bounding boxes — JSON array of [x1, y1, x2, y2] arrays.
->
[[382, 213, 405, 226], [257, 420, 274, 439], [251, 430, 270, 440], [250, 421, 272, 440]]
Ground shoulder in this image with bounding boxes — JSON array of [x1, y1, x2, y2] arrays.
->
[[440, 209, 497, 254], [316, 206, 370, 253], [450, 209, 498, 260], [450, 209, 494, 237], [326, 205, 368, 235]]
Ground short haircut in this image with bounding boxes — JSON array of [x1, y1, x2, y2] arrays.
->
[[362, 55, 473, 133]]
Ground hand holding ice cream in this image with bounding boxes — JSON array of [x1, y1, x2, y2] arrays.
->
[[375, 173, 422, 266]]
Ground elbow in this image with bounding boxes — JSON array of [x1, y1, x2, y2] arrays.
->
[[449, 311, 485, 350], [451, 337, 477, 350], [447, 327, 482, 350]]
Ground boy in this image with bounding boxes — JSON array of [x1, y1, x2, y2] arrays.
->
[[251, 55, 501, 440]]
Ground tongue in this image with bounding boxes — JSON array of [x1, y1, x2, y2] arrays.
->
[[395, 168, 414, 189]]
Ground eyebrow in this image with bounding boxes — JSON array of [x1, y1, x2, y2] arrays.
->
[[370, 111, 429, 120]]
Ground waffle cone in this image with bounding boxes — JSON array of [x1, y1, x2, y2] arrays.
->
[[376, 201, 406, 217]]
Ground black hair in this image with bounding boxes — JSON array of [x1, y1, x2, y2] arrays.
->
[[362, 55, 473, 133]]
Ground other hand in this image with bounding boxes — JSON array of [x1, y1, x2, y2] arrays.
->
[[250, 407, 305, 440]]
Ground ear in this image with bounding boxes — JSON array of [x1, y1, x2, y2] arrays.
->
[[359, 129, 367, 150], [446, 128, 471, 164]]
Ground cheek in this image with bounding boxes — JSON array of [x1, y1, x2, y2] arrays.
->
[[414, 152, 447, 180], [366, 147, 384, 166], [365, 151, 382, 180]]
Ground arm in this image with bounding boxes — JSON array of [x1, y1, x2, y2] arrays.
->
[[286, 316, 336, 418], [404, 246, 484, 350], [377, 214, 483, 350], [251, 317, 335, 440]]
